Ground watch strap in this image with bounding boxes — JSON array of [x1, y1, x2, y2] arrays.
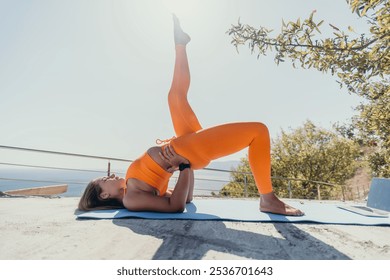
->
[[179, 163, 191, 171]]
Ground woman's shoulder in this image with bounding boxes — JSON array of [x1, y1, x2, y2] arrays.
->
[[122, 185, 161, 211], [126, 178, 159, 196]]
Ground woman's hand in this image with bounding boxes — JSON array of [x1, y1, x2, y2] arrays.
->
[[159, 145, 189, 173]]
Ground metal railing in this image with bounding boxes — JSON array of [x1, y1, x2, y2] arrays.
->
[[224, 173, 344, 200], [0, 145, 344, 200]]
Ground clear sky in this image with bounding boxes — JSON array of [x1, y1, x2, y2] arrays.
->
[[0, 0, 368, 171]]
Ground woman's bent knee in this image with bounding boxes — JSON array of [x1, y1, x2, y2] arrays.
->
[[254, 122, 269, 136]]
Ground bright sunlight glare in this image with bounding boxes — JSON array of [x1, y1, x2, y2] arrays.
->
[[161, 0, 202, 17]]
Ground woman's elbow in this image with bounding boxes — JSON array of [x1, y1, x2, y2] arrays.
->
[[174, 204, 185, 213], [170, 202, 185, 213]]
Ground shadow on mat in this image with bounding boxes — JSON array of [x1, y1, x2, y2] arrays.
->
[[112, 218, 350, 260]]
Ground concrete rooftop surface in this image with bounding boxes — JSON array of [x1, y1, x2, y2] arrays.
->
[[1, 196, 390, 260]]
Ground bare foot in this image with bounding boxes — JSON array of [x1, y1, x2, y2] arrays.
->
[[173, 14, 191, 45], [260, 192, 304, 216]]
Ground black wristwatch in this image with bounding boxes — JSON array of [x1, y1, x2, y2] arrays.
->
[[179, 163, 191, 171]]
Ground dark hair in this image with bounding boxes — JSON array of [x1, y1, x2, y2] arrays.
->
[[78, 179, 124, 211]]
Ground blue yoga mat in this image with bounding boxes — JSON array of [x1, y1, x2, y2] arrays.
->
[[77, 199, 390, 226]]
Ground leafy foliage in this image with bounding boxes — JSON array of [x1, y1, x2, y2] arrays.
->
[[227, 0, 389, 177], [220, 157, 258, 198], [271, 121, 361, 199]]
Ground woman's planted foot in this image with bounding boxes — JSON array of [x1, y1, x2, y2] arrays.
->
[[173, 14, 191, 46], [260, 192, 304, 216]]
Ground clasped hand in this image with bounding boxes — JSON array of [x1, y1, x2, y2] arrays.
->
[[159, 145, 190, 173]]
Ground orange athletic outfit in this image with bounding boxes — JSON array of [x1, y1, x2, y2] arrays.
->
[[125, 152, 171, 196], [125, 45, 273, 196]]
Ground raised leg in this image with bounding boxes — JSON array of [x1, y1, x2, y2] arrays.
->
[[167, 16, 302, 216], [168, 15, 202, 137]]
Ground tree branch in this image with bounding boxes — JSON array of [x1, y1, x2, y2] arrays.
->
[[244, 32, 389, 52]]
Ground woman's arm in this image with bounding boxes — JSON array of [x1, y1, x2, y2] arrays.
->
[[167, 167, 192, 210], [159, 144, 193, 203], [124, 168, 192, 212], [186, 169, 194, 203], [123, 145, 193, 212], [165, 171, 193, 202]]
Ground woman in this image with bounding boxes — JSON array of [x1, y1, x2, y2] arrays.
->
[[79, 15, 303, 216]]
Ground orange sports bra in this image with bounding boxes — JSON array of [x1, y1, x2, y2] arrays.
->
[[125, 152, 172, 196]]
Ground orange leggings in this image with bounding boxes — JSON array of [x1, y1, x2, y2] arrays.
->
[[168, 46, 273, 194]]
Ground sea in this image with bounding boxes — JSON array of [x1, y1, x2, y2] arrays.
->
[[0, 161, 239, 197]]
